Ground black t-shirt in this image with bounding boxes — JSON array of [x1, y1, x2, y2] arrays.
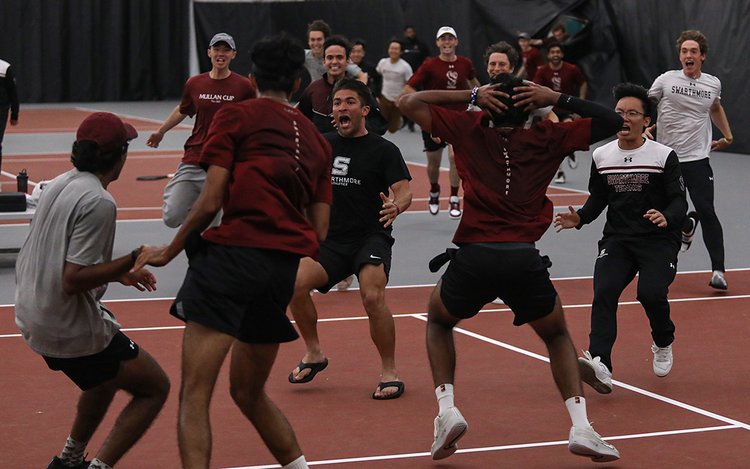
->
[[325, 132, 411, 240]]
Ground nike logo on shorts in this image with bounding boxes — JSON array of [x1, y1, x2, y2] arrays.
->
[[370, 254, 381, 260]]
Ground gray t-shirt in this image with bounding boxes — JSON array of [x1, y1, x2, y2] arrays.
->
[[304, 49, 363, 82], [648, 69, 722, 162], [15, 169, 119, 358]]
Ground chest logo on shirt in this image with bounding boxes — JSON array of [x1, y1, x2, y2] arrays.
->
[[670, 83, 711, 99], [198, 94, 237, 104], [606, 173, 649, 192], [624, 156, 632, 163], [446, 70, 459, 89], [551, 74, 562, 91], [332, 156, 362, 186]]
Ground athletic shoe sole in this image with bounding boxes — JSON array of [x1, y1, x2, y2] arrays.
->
[[578, 358, 612, 394]]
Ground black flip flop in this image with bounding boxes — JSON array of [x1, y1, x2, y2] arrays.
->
[[288, 357, 329, 384], [372, 380, 405, 400]]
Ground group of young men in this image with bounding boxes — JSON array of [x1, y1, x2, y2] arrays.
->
[[13, 23, 733, 469]]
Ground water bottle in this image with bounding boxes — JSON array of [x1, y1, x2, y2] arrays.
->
[[17, 169, 28, 193]]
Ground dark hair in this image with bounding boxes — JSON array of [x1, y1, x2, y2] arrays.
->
[[332, 77, 372, 106], [676, 29, 708, 55], [251, 33, 305, 94], [307, 19, 331, 39], [351, 38, 367, 50], [71, 140, 126, 173], [612, 82, 655, 119], [488, 73, 530, 127], [323, 35, 352, 58], [547, 41, 563, 52], [387, 38, 404, 52], [552, 24, 566, 34], [484, 41, 518, 68]]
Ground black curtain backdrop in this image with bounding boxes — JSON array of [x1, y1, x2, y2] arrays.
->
[[0, 0, 189, 102], [0, 0, 746, 153]]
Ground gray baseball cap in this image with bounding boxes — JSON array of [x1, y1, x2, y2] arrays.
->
[[209, 33, 236, 50]]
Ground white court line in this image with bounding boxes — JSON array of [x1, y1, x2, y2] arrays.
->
[[411, 313, 750, 430], [222, 424, 741, 468], [74, 106, 193, 129]]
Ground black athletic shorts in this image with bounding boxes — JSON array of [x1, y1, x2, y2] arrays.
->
[[318, 232, 394, 293], [440, 242, 557, 325], [171, 241, 300, 344], [43, 331, 139, 391], [422, 130, 448, 152]]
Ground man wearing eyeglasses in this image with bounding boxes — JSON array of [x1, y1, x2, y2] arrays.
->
[[555, 83, 687, 393]]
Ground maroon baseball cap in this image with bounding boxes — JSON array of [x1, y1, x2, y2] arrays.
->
[[76, 112, 138, 152]]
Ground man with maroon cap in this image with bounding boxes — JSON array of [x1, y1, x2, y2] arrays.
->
[[15, 112, 170, 469], [147, 32, 256, 228]]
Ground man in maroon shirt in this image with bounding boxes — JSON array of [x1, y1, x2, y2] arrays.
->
[[533, 43, 588, 183], [399, 73, 622, 463], [135, 34, 331, 469], [146, 33, 256, 228], [516, 32, 544, 81], [402, 26, 479, 219]]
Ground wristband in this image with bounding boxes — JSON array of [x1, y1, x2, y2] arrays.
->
[[394, 204, 401, 216], [469, 87, 479, 106], [130, 246, 142, 263]]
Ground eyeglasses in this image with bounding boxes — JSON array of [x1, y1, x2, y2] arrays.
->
[[615, 109, 645, 118]]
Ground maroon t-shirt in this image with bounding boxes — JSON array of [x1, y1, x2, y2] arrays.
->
[[429, 107, 591, 244], [408, 56, 476, 111], [199, 99, 332, 259], [179, 72, 257, 164], [521, 46, 544, 81], [532, 62, 586, 114]]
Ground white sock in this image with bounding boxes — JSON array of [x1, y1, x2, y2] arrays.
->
[[435, 383, 455, 413], [282, 455, 308, 469], [59, 435, 88, 466], [89, 458, 112, 469], [565, 396, 590, 428]]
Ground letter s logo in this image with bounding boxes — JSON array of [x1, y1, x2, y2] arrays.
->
[[332, 156, 351, 176]]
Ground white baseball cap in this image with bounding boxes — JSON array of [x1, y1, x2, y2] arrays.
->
[[436, 26, 457, 39]]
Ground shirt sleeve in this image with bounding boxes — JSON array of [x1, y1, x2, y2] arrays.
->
[[576, 159, 609, 227], [179, 78, 197, 117], [648, 74, 664, 101], [661, 150, 688, 227], [428, 105, 473, 143], [312, 137, 333, 205], [67, 198, 116, 266], [382, 141, 412, 186]]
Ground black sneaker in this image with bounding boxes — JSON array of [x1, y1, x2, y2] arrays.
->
[[47, 456, 91, 469], [681, 211, 699, 252], [553, 171, 566, 184]]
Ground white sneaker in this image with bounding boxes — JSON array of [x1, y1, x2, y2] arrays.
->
[[568, 425, 620, 462], [448, 196, 462, 219], [709, 270, 728, 290], [491, 297, 504, 304], [680, 211, 698, 252], [577, 351, 612, 394], [431, 407, 468, 460], [428, 191, 440, 215], [335, 275, 354, 292], [651, 343, 673, 377]]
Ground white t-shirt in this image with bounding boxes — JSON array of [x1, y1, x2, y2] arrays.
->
[[15, 169, 119, 358], [648, 69, 722, 162], [376, 58, 413, 102]]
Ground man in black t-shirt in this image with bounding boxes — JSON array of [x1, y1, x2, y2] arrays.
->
[[288, 79, 412, 400]]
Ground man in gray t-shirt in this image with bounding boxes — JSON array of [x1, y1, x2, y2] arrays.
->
[[14, 112, 170, 469]]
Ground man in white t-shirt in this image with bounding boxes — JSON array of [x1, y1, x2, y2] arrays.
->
[[376, 39, 413, 133], [15, 113, 169, 469], [648, 29, 734, 290]]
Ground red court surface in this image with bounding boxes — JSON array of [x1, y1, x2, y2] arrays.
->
[[4, 108, 749, 468], [2, 272, 749, 468], [5, 108, 168, 134]]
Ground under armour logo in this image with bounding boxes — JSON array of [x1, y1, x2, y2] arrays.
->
[[624, 156, 632, 163], [129, 340, 136, 350], [669, 263, 675, 269], [597, 249, 608, 259]]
